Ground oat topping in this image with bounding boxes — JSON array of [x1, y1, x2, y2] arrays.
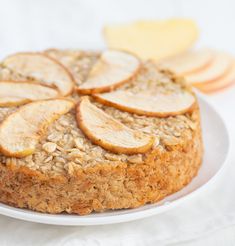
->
[[127, 154, 143, 164], [44, 49, 99, 86], [42, 142, 57, 153]]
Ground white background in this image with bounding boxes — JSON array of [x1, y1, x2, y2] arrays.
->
[[1, 0, 235, 56], [0, 0, 235, 245]]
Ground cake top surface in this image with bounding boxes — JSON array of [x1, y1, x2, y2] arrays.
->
[[0, 50, 198, 176]]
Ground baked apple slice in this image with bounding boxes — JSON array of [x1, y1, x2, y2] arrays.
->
[[93, 90, 195, 117], [196, 63, 235, 93], [76, 97, 154, 154], [0, 97, 30, 107], [0, 81, 59, 107], [160, 48, 213, 75], [185, 52, 232, 85], [2, 53, 74, 96], [0, 99, 74, 157], [77, 50, 140, 94]]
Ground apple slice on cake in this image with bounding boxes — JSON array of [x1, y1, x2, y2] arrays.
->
[[0, 99, 74, 157], [77, 50, 140, 94], [2, 53, 74, 96], [0, 81, 59, 107], [76, 97, 154, 154], [93, 90, 195, 117]]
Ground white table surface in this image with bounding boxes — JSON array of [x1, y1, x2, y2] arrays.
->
[[0, 0, 235, 245]]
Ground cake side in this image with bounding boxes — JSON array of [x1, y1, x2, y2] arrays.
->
[[0, 50, 203, 215], [0, 107, 202, 215]]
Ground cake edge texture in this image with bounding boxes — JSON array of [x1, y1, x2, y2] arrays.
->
[[0, 105, 203, 215]]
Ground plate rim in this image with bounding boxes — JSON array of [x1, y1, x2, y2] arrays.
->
[[0, 93, 231, 226]]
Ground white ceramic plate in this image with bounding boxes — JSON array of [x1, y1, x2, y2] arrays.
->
[[0, 93, 230, 226]]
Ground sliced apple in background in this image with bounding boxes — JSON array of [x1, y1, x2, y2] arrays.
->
[[104, 19, 198, 60], [185, 52, 233, 85], [159, 48, 213, 75], [93, 90, 195, 117], [0, 99, 74, 157], [77, 50, 140, 94], [0, 81, 59, 107], [2, 53, 74, 96], [76, 97, 154, 154], [196, 63, 235, 93]]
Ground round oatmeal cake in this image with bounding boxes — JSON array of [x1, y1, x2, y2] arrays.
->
[[0, 49, 203, 215]]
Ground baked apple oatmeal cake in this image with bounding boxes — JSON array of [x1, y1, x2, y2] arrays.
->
[[0, 49, 203, 215]]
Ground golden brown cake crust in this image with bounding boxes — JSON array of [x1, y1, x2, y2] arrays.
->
[[0, 50, 203, 215], [0, 108, 202, 215]]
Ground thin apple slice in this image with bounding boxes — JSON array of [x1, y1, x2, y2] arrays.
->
[[93, 90, 195, 117], [2, 53, 74, 96], [0, 81, 59, 107], [76, 97, 154, 154], [0, 97, 30, 107], [196, 63, 235, 93], [185, 52, 233, 85], [0, 99, 74, 157], [77, 50, 140, 94], [160, 48, 213, 75]]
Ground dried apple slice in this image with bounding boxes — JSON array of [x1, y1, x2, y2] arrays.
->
[[77, 50, 140, 94], [2, 53, 74, 96], [93, 90, 195, 117], [160, 48, 213, 75], [0, 81, 59, 107], [76, 97, 154, 154], [196, 63, 235, 93], [0, 99, 74, 157], [185, 52, 233, 85]]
